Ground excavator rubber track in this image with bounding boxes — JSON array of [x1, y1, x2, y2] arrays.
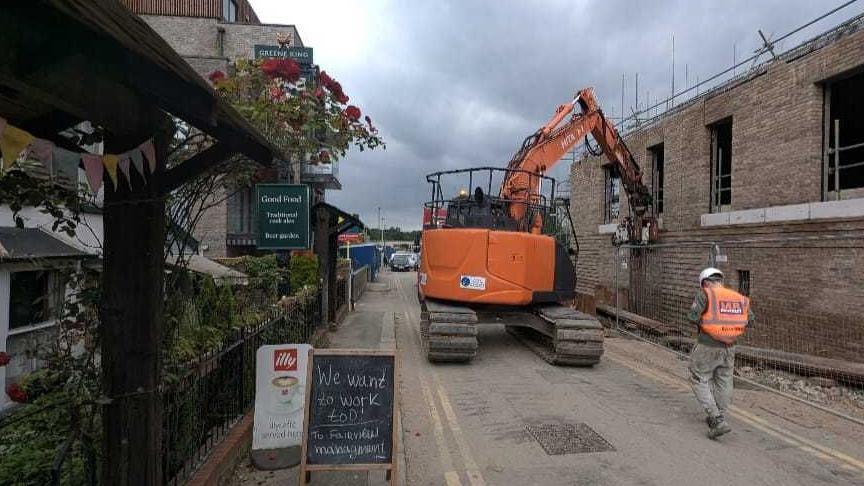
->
[[505, 305, 604, 366], [420, 299, 479, 362]]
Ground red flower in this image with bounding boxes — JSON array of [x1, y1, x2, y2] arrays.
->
[[344, 105, 361, 121], [6, 383, 27, 403], [319, 71, 349, 103], [261, 59, 301, 82], [313, 87, 325, 99], [319, 71, 333, 88], [319, 150, 330, 162], [208, 70, 226, 84], [270, 86, 283, 100], [0, 352, 9, 366]]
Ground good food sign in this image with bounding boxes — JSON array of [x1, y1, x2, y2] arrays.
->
[[256, 184, 310, 250]]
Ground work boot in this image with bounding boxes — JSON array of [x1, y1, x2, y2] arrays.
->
[[707, 415, 732, 439]]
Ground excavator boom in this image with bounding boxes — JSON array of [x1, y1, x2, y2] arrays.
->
[[502, 88, 654, 240]]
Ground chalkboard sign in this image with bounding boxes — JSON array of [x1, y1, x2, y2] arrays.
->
[[299, 349, 399, 485]]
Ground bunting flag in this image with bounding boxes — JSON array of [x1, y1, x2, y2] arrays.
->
[[140, 140, 156, 173], [81, 154, 104, 193], [1, 124, 35, 170], [103, 153, 119, 188], [28, 139, 55, 175], [54, 147, 80, 189], [0, 117, 155, 194], [118, 156, 132, 189], [130, 149, 145, 178]]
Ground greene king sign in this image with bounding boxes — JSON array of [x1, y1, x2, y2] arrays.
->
[[256, 184, 310, 250], [254, 45, 314, 65]]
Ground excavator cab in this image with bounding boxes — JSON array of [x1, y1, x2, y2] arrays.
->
[[420, 167, 575, 307], [426, 167, 556, 233]]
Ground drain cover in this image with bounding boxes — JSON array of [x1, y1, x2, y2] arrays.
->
[[525, 423, 615, 455]]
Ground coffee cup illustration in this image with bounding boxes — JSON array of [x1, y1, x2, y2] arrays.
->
[[270, 375, 300, 412]]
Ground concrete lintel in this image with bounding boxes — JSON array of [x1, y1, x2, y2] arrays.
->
[[809, 198, 864, 219], [701, 197, 864, 227], [701, 212, 730, 227], [598, 223, 618, 234], [729, 208, 766, 225]]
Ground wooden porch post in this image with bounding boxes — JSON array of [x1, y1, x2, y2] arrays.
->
[[100, 125, 170, 485]]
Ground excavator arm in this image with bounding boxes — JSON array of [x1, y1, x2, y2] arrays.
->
[[501, 88, 654, 241]]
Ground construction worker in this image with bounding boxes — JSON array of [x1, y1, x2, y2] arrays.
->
[[688, 267, 754, 439]]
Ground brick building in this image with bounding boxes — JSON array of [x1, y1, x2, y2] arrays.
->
[[570, 15, 864, 362], [123, 0, 337, 257]]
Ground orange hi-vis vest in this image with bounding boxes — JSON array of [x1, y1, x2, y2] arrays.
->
[[700, 286, 750, 345]]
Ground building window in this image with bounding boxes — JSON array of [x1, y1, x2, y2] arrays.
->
[[710, 119, 732, 212], [824, 71, 864, 197], [737, 270, 750, 296], [223, 0, 238, 22], [9, 271, 56, 329], [649, 143, 664, 214], [604, 167, 621, 223]]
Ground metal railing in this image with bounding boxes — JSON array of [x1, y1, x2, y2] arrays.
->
[[606, 236, 864, 423], [162, 288, 320, 485]]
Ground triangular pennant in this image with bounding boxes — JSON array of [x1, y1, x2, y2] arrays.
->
[[119, 156, 132, 189], [28, 139, 55, 176], [53, 147, 80, 190], [130, 149, 145, 178], [139, 140, 156, 173], [103, 154, 119, 188], [81, 154, 104, 193], [0, 124, 35, 170]]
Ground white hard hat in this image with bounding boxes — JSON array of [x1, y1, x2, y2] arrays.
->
[[699, 267, 723, 283]]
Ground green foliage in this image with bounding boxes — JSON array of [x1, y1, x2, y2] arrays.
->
[[211, 59, 385, 166], [290, 253, 319, 294], [381, 226, 421, 242], [0, 270, 101, 486]]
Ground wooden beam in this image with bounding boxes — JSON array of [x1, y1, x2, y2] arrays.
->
[[158, 142, 235, 193], [100, 122, 171, 485]]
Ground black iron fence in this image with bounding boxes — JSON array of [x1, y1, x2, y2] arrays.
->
[[0, 288, 322, 486], [162, 288, 320, 485]]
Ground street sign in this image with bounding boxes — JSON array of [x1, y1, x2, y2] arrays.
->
[[256, 184, 310, 250], [338, 233, 363, 244], [254, 45, 314, 65], [252, 344, 313, 469]]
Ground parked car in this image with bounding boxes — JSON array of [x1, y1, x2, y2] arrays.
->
[[390, 252, 417, 272]]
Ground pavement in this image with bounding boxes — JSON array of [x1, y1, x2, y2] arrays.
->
[[234, 271, 864, 485]]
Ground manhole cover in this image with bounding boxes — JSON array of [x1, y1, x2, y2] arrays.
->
[[525, 423, 615, 455]]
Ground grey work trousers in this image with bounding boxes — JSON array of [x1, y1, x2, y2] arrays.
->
[[688, 343, 735, 419]]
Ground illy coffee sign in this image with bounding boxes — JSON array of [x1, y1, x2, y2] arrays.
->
[[253, 344, 313, 462]]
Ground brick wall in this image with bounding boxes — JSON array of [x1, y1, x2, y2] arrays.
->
[[140, 15, 302, 60], [137, 15, 301, 257], [570, 23, 864, 361]]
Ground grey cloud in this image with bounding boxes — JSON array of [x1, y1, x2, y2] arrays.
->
[[276, 0, 864, 229]]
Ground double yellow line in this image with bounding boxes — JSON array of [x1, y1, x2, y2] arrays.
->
[[394, 277, 486, 486], [604, 350, 864, 475]]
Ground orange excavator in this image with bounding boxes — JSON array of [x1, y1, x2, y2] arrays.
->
[[418, 88, 654, 365]]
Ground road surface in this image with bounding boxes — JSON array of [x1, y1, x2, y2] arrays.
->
[[235, 271, 864, 485]]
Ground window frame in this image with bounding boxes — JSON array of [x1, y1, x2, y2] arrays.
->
[[709, 118, 733, 213], [648, 143, 665, 215], [603, 166, 621, 224], [8, 270, 62, 332], [223, 0, 238, 23]]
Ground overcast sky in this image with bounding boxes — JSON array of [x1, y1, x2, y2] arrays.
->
[[250, 0, 863, 230]]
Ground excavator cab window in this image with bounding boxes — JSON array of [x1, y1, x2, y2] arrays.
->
[[425, 167, 557, 233]]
